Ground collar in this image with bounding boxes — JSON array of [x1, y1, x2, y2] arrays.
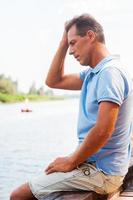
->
[[90, 55, 119, 75]]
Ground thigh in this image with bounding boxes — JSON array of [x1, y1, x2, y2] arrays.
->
[[28, 163, 106, 199], [29, 169, 80, 199], [29, 169, 80, 194], [28, 163, 123, 199], [70, 163, 106, 193], [75, 163, 124, 194]]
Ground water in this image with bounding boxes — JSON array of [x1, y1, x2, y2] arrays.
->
[[0, 99, 79, 200]]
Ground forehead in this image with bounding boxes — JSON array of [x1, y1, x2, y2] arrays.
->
[[67, 25, 80, 43]]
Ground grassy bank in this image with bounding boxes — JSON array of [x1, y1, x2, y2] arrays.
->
[[0, 93, 65, 103]]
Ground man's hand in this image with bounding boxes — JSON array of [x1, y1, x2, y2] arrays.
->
[[45, 156, 76, 175], [60, 29, 68, 47]]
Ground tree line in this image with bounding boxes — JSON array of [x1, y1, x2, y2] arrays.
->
[[0, 74, 53, 96]]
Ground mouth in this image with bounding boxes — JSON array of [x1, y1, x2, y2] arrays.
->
[[75, 55, 80, 61]]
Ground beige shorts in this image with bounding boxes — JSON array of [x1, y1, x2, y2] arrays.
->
[[29, 163, 124, 200]]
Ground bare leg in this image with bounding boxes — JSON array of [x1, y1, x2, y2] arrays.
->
[[10, 183, 37, 200]]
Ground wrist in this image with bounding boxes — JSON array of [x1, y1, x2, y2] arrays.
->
[[68, 155, 79, 167], [59, 40, 68, 49]]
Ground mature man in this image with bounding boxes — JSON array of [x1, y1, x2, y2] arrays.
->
[[10, 14, 133, 200]]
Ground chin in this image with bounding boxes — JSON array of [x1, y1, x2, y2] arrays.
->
[[80, 60, 88, 66], [78, 58, 88, 66], [79, 60, 84, 65]]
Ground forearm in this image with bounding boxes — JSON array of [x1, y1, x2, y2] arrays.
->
[[70, 125, 112, 166], [45, 40, 68, 87]]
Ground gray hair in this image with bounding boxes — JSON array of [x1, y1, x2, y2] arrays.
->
[[65, 14, 105, 43]]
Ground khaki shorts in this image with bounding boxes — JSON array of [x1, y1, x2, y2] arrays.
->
[[29, 163, 124, 200]]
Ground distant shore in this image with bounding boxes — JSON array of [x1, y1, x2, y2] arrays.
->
[[0, 92, 65, 103]]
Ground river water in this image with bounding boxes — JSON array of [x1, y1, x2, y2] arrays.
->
[[0, 99, 79, 200]]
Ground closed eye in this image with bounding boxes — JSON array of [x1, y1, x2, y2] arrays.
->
[[69, 40, 76, 46]]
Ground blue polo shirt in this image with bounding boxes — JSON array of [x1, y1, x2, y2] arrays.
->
[[78, 55, 133, 176]]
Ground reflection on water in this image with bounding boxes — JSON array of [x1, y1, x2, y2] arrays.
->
[[0, 99, 79, 200]]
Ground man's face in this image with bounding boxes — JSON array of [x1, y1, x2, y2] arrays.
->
[[67, 25, 92, 66]]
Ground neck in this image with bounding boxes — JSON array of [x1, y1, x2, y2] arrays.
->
[[90, 43, 110, 68]]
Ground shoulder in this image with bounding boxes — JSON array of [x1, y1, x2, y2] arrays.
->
[[98, 65, 131, 85], [96, 67, 126, 105], [99, 66, 122, 77], [99, 65, 132, 90]]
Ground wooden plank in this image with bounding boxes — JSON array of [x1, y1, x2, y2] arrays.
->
[[120, 191, 133, 197], [42, 191, 94, 200], [116, 197, 133, 200], [122, 149, 133, 194], [42, 190, 121, 200]]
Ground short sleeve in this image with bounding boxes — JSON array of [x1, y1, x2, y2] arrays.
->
[[97, 67, 125, 106]]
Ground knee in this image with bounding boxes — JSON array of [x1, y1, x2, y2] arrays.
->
[[10, 183, 33, 200], [10, 189, 21, 200]]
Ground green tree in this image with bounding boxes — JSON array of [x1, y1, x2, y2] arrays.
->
[[28, 81, 37, 94], [0, 74, 18, 94], [37, 86, 45, 96]]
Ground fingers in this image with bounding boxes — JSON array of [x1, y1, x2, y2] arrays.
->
[[64, 20, 69, 30], [45, 163, 53, 172], [45, 162, 56, 175], [44, 156, 71, 175], [45, 166, 56, 175]]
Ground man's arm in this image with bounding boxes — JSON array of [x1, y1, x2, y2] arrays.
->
[[45, 101, 120, 174], [70, 101, 120, 165], [45, 31, 83, 90]]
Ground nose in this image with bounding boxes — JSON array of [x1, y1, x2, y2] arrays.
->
[[69, 46, 74, 55]]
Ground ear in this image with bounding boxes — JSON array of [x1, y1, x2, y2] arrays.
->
[[86, 30, 96, 42]]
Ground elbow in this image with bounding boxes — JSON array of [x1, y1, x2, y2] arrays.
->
[[45, 79, 55, 88], [99, 130, 113, 140], [45, 79, 51, 88], [95, 124, 114, 139], [45, 75, 62, 89]]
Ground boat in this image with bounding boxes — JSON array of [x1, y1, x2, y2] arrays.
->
[[21, 98, 32, 112], [21, 108, 32, 112]]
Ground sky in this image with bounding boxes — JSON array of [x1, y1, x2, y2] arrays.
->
[[0, 0, 133, 93]]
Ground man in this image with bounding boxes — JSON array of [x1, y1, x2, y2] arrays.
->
[[10, 14, 133, 200]]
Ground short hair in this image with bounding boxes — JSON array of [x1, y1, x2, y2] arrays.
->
[[65, 14, 105, 43]]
